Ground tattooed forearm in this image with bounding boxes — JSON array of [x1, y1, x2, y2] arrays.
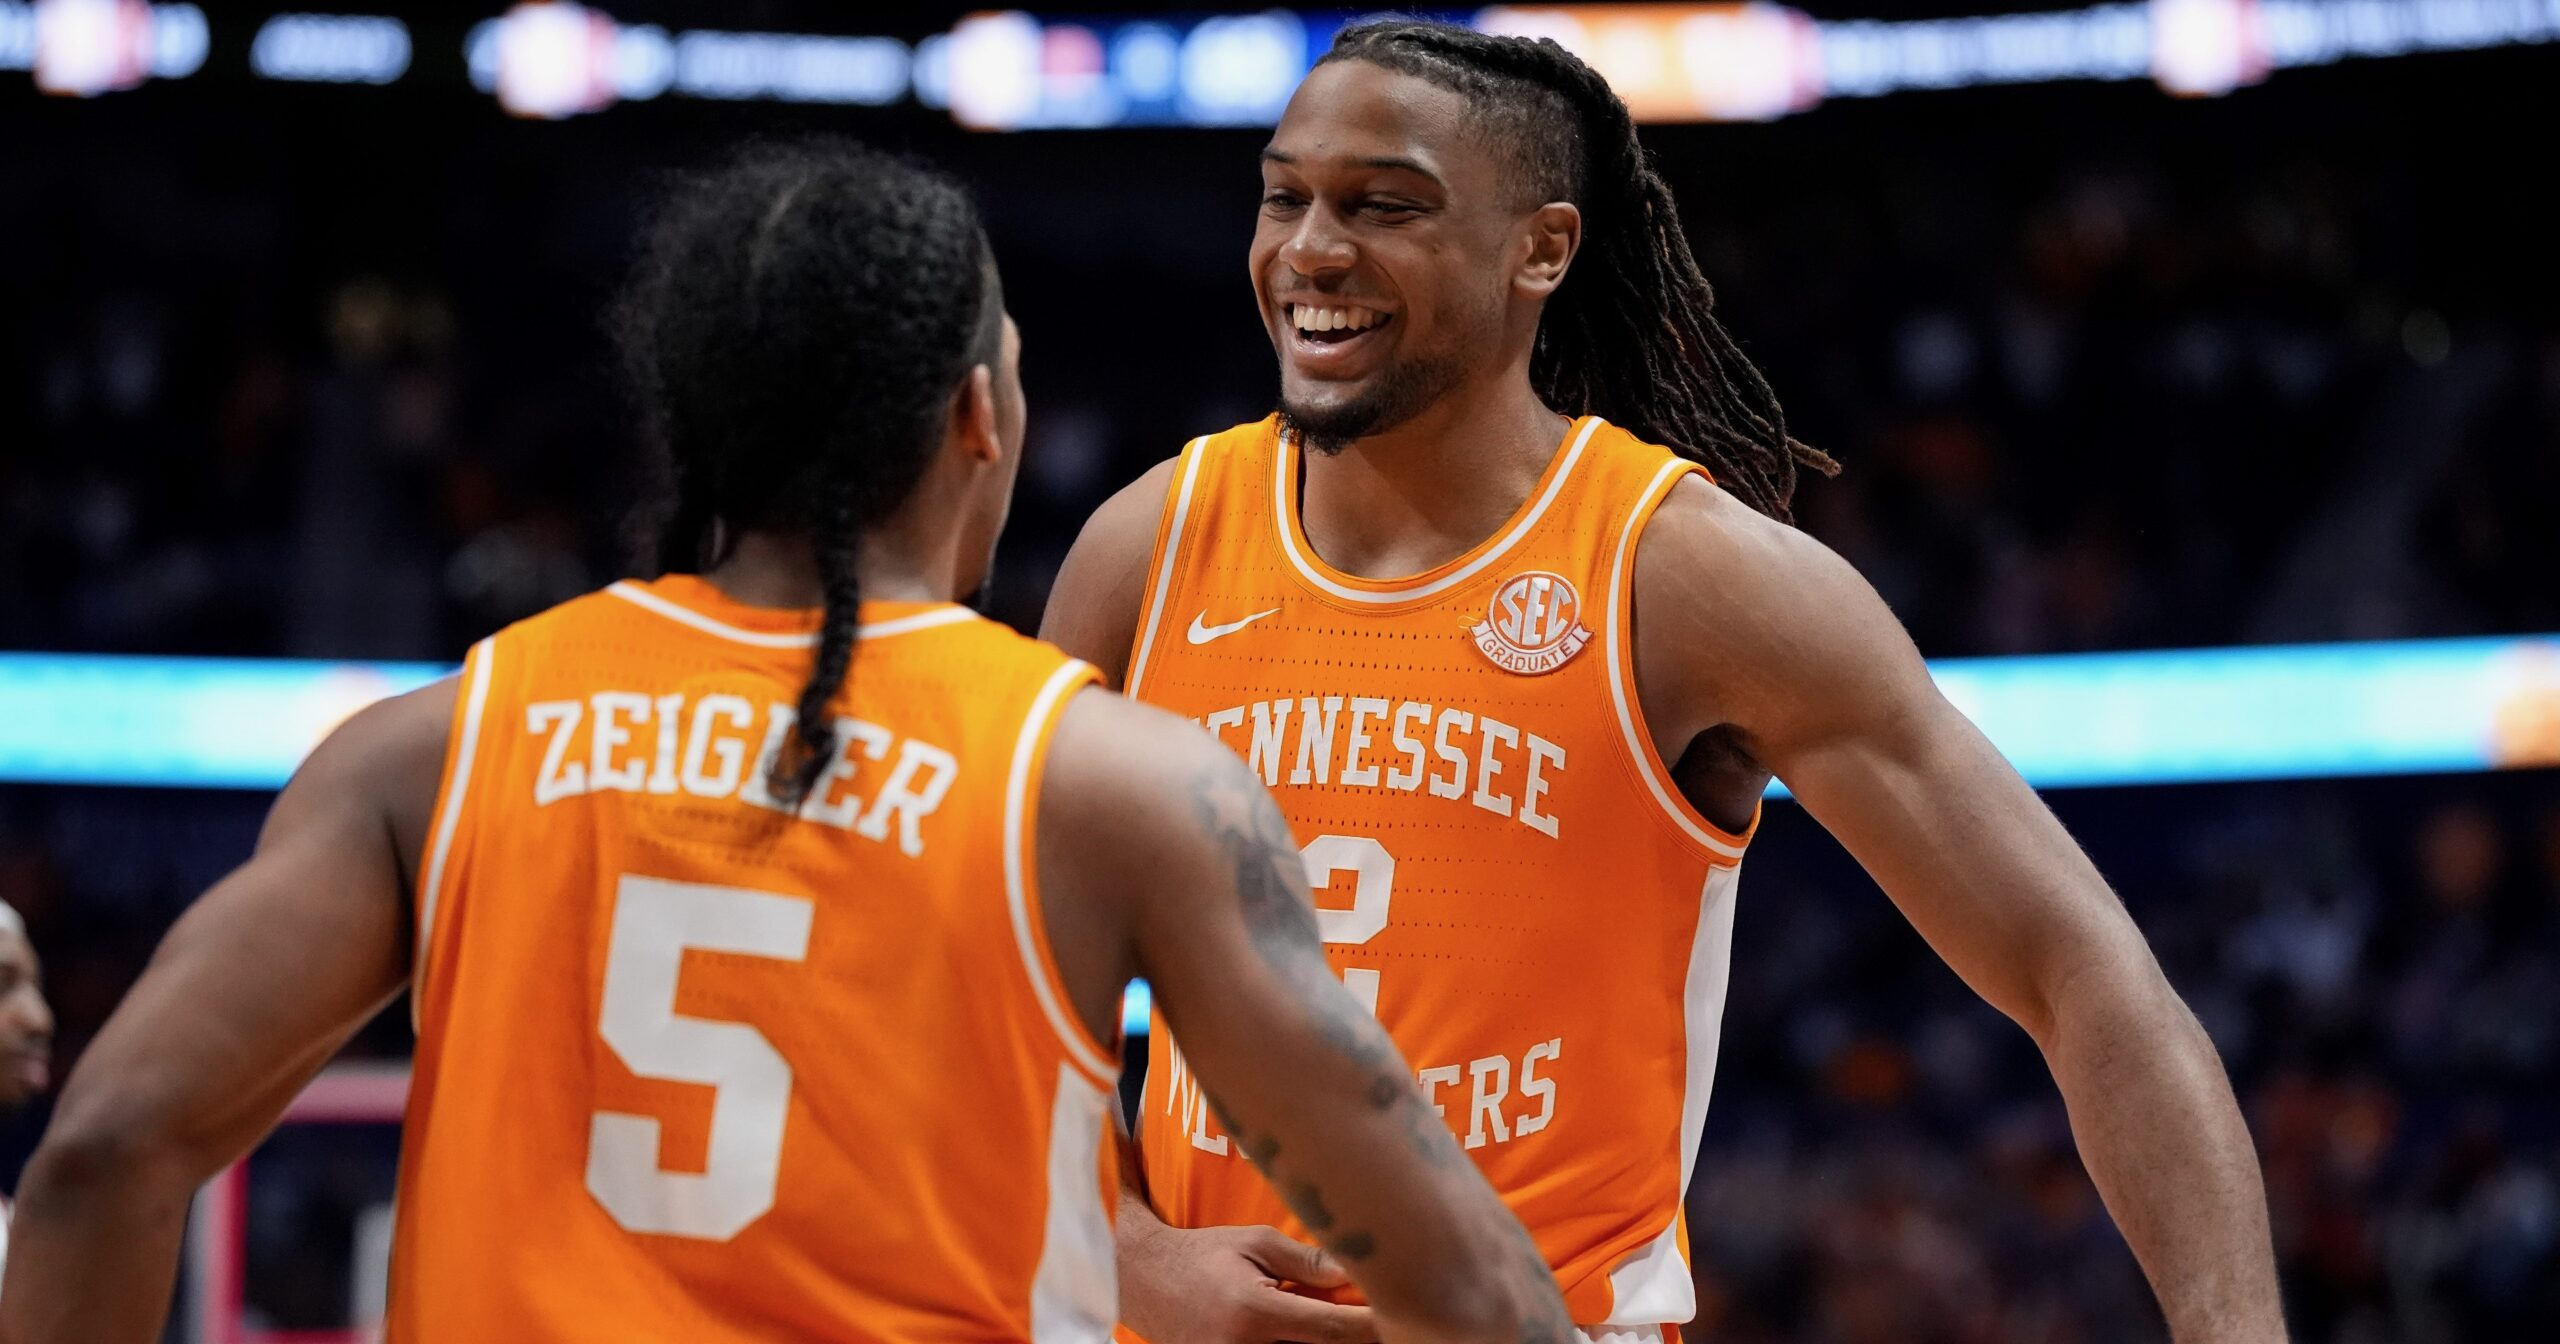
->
[[1190, 763, 1323, 953], [1207, 1086, 1381, 1262], [1188, 762, 1403, 1081], [1181, 757, 1572, 1329]]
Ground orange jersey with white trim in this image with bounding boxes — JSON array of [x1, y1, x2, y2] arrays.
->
[[1126, 417, 1746, 1327], [387, 575, 1118, 1344]]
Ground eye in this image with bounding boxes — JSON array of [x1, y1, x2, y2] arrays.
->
[[1261, 189, 1306, 213], [1360, 199, 1422, 221]]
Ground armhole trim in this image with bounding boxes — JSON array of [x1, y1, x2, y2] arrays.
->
[[1603, 463, 1755, 865], [1006, 659, 1120, 1086], [412, 636, 495, 1029], [1123, 438, 1208, 699]]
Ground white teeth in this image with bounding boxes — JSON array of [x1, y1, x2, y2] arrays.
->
[[1292, 305, 1385, 333]]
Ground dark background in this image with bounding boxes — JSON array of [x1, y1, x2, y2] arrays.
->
[[2, 4, 2555, 1340]]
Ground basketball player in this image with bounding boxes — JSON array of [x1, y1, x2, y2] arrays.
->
[[1042, 21, 2284, 1344], [0, 900, 56, 1287], [0, 143, 1570, 1344]]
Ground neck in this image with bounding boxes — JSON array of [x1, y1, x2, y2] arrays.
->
[[702, 527, 957, 610], [1297, 366, 1568, 580]]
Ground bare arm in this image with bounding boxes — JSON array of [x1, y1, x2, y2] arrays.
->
[[0, 683, 452, 1344], [1635, 479, 2284, 1343], [1040, 456, 1178, 686], [1040, 695, 1570, 1344], [1044, 457, 1380, 1342]]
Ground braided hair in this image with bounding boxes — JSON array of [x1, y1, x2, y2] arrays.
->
[[616, 140, 1003, 804], [1320, 20, 1836, 522]]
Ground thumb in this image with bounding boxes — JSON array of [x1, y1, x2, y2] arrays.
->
[[1241, 1226, 1353, 1289]]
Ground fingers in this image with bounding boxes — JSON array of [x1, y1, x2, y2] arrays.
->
[[1291, 1246, 1354, 1290], [1242, 1288, 1378, 1344], [1236, 1226, 1345, 1288]]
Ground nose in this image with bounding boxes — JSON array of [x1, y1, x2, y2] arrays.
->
[[4, 987, 50, 1041], [1279, 203, 1356, 282]]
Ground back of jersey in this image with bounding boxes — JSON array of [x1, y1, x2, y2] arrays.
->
[[385, 575, 1117, 1344]]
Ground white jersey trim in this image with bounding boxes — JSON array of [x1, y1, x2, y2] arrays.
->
[[605, 580, 979, 647], [1124, 439, 1209, 698], [1602, 862, 1741, 1323], [1028, 1061, 1118, 1342], [1602, 460, 1749, 862], [1005, 660, 1120, 1084], [412, 636, 494, 1029], [1272, 417, 1603, 604]]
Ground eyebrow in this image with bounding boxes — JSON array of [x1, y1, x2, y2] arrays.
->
[[1260, 148, 1446, 186]]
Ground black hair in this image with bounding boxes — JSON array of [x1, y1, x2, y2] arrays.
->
[[1320, 20, 1837, 522], [616, 139, 1002, 804]]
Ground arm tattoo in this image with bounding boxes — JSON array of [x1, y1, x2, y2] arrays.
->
[[1188, 760, 1569, 1321], [1190, 764, 1323, 954]]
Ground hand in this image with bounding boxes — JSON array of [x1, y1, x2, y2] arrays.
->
[[1118, 1218, 1378, 1344]]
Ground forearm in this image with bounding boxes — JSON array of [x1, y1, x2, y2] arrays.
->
[[0, 1132, 197, 1344], [2040, 971, 2284, 1343]]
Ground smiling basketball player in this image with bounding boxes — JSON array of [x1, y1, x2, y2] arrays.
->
[[1044, 20, 2284, 1344]]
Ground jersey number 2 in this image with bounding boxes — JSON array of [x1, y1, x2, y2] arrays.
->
[[586, 874, 813, 1241], [1302, 834, 1393, 1014]]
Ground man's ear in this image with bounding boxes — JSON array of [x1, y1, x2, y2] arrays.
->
[[1517, 201, 1582, 300], [952, 364, 1000, 465]]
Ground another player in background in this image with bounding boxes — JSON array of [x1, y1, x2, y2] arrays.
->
[[1044, 20, 2284, 1344], [0, 142, 1569, 1344], [0, 900, 56, 1286]]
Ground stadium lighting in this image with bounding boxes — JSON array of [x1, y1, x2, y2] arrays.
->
[[5, 636, 2554, 793], [12, 1, 2556, 118], [0, 0, 204, 95], [250, 13, 411, 85]]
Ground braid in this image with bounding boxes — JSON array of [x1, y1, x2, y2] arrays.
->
[[775, 471, 865, 803], [614, 139, 999, 807], [1322, 21, 1837, 522]]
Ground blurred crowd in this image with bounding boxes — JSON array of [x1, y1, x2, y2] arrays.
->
[[1689, 779, 2560, 1343], [2, 42, 2554, 1344]]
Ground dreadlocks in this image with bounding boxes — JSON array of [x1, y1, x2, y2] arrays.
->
[[1320, 20, 1837, 522], [615, 140, 1003, 804]]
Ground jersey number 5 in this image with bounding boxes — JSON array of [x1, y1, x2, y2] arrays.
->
[[586, 874, 813, 1241]]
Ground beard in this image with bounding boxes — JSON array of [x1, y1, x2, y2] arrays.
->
[[1276, 348, 1468, 456]]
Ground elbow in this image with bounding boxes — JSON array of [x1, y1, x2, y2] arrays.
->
[[2031, 950, 2214, 1062], [1379, 1250, 1570, 1344], [1382, 1291, 1560, 1344], [21, 1092, 203, 1204]]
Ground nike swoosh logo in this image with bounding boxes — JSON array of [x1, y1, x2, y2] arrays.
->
[[1186, 608, 1281, 645]]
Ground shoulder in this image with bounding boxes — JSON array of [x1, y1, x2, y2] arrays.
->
[[1631, 475, 1932, 734], [1040, 457, 1182, 682], [1072, 455, 1187, 569], [1041, 686, 1240, 828], [273, 674, 461, 883], [1042, 420, 1285, 681], [1037, 686, 1272, 897]]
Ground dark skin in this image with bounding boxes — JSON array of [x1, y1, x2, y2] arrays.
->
[[0, 920, 53, 1110], [1044, 59, 2284, 1344], [0, 312, 1572, 1344]]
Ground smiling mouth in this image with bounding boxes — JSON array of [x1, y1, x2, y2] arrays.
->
[[1285, 303, 1393, 347]]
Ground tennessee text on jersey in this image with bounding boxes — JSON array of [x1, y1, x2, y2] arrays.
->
[[1120, 415, 1757, 1327]]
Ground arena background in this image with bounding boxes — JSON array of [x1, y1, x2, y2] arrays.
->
[[2, 2, 2556, 1340]]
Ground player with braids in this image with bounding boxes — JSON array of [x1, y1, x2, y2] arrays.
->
[[1048, 20, 2282, 1344], [616, 143, 1001, 802], [0, 139, 1574, 1344], [1322, 19, 1835, 523]]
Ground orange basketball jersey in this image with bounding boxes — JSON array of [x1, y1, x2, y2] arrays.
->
[[387, 575, 1118, 1343], [1127, 416, 1748, 1327]]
